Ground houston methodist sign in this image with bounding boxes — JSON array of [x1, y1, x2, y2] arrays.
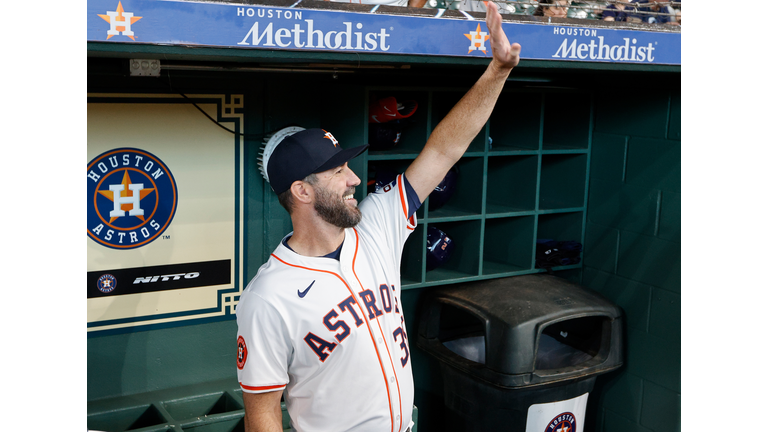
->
[[87, 0, 681, 65]]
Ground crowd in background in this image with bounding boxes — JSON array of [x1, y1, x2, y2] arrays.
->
[[460, 0, 681, 25], [332, 0, 681, 26], [530, 0, 681, 24]]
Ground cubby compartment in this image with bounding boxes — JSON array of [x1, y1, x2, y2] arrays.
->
[[163, 392, 243, 422], [367, 160, 425, 221], [88, 404, 167, 432], [536, 211, 584, 246], [367, 90, 429, 157], [539, 153, 588, 210], [425, 220, 481, 283], [489, 92, 541, 151], [482, 215, 535, 275], [364, 86, 591, 289], [542, 92, 591, 150], [485, 155, 538, 214], [402, 224, 425, 287], [182, 417, 245, 432], [426, 157, 484, 218], [430, 91, 487, 153]]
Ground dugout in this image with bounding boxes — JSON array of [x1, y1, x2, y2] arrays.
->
[[87, 1, 681, 431]]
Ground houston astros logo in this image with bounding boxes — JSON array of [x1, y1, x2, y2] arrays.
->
[[237, 336, 248, 369], [87, 148, 178, 250], [98, 1, 142, 40], [322, 130, 339, 147], [97, 274, 118, 294], [546, 412, 576, 432], [465, 22, 490, 54]]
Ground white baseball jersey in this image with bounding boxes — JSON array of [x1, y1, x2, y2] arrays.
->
[[236, 173, 417, 432]]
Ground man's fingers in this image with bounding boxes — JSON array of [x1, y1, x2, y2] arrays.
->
[[485, 1, 521, 69], [485, 1, 500, 33], [486, 0, 498, 15]]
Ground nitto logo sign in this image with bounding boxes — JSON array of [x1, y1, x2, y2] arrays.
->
[[87, 148, 178, 249], [236, 7, 392, 51]]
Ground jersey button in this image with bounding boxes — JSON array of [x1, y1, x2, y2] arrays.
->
[[390, 376, 395, 383], [378, 337, 383, 344]]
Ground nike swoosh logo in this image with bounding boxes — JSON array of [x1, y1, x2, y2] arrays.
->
[[298, 280, 315, 298]]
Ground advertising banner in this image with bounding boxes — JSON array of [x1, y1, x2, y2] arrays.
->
[[87, 94, 245, 334], [87, 0, 681, 65]]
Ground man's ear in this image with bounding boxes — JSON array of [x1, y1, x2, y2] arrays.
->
[[291, 180, 313, 205]]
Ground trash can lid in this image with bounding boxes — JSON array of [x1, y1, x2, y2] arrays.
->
[[416, 274, 624, 388]]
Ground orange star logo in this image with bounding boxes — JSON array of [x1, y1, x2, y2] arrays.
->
[[98, 1, 142, 40], [464, 23, 490, 54], [98, 170, 155, 223]]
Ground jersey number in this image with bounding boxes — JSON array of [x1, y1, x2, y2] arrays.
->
[[392, 327, 409, 367]]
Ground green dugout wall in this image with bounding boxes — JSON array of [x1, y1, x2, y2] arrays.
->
[[87, 26, 681, 432]]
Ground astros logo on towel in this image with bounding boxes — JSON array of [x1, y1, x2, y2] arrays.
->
[[87, 148, 178, 249]]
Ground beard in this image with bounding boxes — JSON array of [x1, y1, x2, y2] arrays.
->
[[313, 185, 362, 229]]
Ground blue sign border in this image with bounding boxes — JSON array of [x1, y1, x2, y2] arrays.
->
[[87, 0, 680, 65]]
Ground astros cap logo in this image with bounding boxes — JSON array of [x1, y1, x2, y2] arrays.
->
[[87, 148, 178, 250], [322, 130, 339, 147]]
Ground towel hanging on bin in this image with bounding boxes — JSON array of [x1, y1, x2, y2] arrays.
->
[[535, 239, 582, 271]]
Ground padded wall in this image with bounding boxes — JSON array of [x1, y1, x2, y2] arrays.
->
[[584, 91, 681, 432]]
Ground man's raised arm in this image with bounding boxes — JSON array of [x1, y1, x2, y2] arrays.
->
[[404, 1, 521, 202]]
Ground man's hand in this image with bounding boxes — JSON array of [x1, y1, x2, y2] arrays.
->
[[403, 2, 521, 202], [485, 1, 521, 70]]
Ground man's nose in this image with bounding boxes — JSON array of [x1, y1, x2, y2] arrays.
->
[[348, 170, 361, 187]]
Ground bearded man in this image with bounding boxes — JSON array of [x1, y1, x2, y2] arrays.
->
[[235, 3, 522, 431]]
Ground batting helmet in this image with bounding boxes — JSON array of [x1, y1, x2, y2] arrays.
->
[[426, 226, 455, 270], [428, 166, 459, 211], [368, 96, 418, 124], [368, 166, 398, 194], [368, 121, 404, 151]]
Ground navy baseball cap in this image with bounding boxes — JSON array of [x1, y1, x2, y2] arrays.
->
[[266, 128, 369, 195]]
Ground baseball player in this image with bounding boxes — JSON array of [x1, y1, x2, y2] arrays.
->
[[236, 3, 521, 431]]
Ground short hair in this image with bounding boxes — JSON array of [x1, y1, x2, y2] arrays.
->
[[534, 0, 563, 16], [277, 173, 318, 214]]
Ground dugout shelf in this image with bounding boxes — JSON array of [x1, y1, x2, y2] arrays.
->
[[88, 378, 418, 432], [364, 86, 592, 288]]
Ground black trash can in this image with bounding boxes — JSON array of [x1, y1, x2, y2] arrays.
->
[[416, 274, 623, 432]]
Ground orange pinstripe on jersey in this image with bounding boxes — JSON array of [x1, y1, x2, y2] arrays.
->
[[351, 228, 403, 432], [270, 252, 396, 432], [397, 174, 416, 231]]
